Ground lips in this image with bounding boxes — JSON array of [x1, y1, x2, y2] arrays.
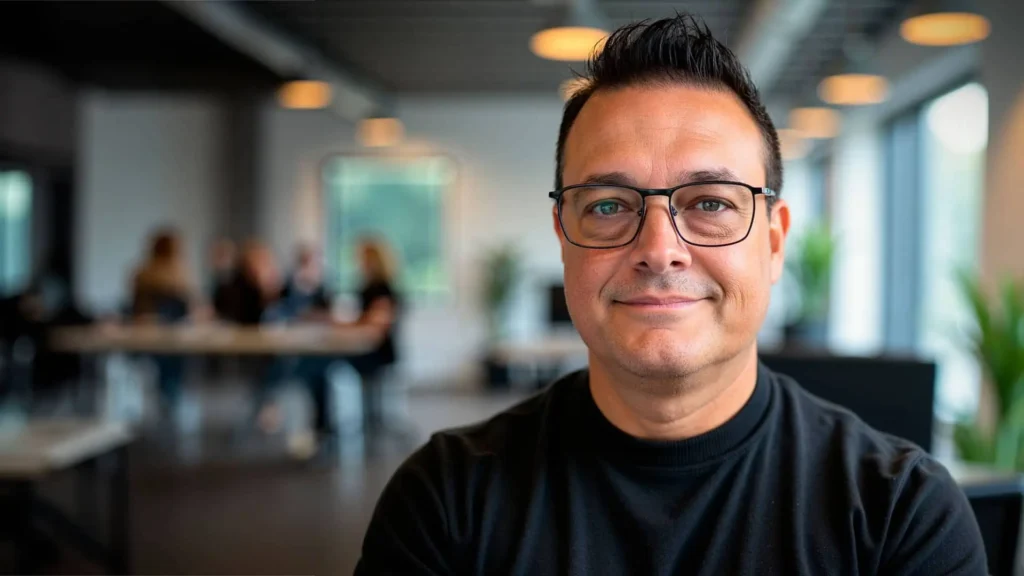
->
[[616, 295, 705, 307]]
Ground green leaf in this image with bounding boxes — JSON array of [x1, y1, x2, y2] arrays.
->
[[954, 422, 995, 464]]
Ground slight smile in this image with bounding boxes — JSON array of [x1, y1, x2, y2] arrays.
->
[[614, 296, 706, 310]]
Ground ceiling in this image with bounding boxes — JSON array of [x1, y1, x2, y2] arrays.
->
[[241, 0, 913, 100], [240, 0, 752, 94], [0, 1, 284, 92], [0, 0, 914, 101]]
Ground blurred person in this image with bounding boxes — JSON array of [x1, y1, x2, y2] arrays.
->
[[355, 15, 985, 575], [278, 243, 331, 321], [256, 236, 401, 439], [208, 237, 238, 321], [232, 240, 283, 325], [130, 227, 193, 411]]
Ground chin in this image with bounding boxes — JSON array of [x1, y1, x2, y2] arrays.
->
[[610, 329, 714, 379]]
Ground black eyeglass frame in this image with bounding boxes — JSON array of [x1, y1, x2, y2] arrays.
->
[[548, 180, 777, 249]]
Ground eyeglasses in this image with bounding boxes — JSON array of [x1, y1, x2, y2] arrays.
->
[[548, 180, 777, 249]]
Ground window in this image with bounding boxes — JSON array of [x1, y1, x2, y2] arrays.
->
[[920, 83, 988, 421], [0, 169, 32, 297], [323, 155, 454, 299], [883, 82, 988, 421]]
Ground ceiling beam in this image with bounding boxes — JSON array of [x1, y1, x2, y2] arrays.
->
[[162, 0, 385, 123], [734, 0, 831, 93]]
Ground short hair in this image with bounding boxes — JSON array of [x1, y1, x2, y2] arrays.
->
[[554, 14, 782, 209]]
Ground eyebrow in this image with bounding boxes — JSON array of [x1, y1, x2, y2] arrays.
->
[[575, 167, 742, 188]]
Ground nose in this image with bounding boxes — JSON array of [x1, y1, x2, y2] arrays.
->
[[631, 197, 692, 274]]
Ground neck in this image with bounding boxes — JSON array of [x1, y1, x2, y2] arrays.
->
[[588, 344, 759, 441]]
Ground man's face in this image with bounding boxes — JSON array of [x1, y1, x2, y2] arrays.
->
[[556, 84, 789, 380]]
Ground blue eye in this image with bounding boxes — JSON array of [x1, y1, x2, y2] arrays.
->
[[696, 200, 727, 212], [592, 201, 623, 216]]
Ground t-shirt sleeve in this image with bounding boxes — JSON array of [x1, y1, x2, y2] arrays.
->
[[879, 455, 988, 575], [354, 438, 454, 575]]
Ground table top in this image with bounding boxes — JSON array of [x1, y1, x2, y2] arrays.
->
[[0, 419, 134, 479], [49, 323, 378, 356]]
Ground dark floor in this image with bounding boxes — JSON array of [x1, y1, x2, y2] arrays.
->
[[4, 382, 531, 575]]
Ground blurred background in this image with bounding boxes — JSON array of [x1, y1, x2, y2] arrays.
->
[[1, 0, 1023, 574]]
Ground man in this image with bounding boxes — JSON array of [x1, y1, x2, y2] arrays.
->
[[355, 15, 986, 575], [278, 244, 332, 321]]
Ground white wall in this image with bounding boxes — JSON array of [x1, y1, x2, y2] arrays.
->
[[76, 92, 225, 311]]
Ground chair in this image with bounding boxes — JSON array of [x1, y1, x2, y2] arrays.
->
[[759, 351, 936, 452], [958, 470, 1024, 576]]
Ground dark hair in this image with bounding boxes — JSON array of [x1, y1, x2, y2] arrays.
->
[[555, 14, 782, 209]]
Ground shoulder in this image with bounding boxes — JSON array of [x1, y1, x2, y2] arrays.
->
[[767, 368, 986, 571], [770, 367, 926, 466]]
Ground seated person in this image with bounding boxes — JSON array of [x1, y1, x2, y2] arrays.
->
[[354, 15, 985, 575], [256, 237, 401, 437], [277, 244, 332, 321], [130, 228, 194, 411]]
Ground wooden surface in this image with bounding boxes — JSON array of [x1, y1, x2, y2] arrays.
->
[[49, 324, 378, 356], [0, 419, 133, 478]]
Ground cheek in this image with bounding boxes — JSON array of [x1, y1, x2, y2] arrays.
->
[[703, 243, 772, 316], [562, 248, 619, 315]]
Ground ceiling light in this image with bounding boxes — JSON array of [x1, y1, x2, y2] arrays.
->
[[359, 116, 404, 148], [900, 0, 990, 46], [818, 73, 889, 106], [789, 107, 841, 139], [277, 80, 332, 110], [778, 129, 810, 161], [530, 0, 609, 62]]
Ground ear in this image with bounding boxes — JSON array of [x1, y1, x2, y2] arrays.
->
[[768, 198, 791, 284]]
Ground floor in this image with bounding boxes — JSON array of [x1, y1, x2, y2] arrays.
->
[[3, 379, 532, 575]]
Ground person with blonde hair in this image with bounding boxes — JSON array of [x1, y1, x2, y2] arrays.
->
[[130, 227, 194, 412]]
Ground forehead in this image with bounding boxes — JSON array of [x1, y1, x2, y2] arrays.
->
[[562, 84, 766, 186]]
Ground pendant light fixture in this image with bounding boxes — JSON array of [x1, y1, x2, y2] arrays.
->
[[817, 21, 889, 107], [789, 107, 842, 140], [359, 112, 404, 148], [530, 0, 610, 62], [277, 79, 333, 110], [900, 0, 990, 46]]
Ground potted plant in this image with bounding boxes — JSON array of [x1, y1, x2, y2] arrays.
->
[[953, 272, 1024, 470], [783, 223, 836, 349], [481, 244, 521, 387]]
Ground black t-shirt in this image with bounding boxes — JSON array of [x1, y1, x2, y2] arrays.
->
[[356, 362, 986, 575], [359, 280, 400, 367]]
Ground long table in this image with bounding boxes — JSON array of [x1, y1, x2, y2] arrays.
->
[[49, 323, 379, 356]]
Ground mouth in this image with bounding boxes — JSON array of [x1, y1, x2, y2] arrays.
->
[[614, 295, 707, 310]]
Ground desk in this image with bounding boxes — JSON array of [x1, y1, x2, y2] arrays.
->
[[0, 419, 134, 573], [49, 324, 377, 356]]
